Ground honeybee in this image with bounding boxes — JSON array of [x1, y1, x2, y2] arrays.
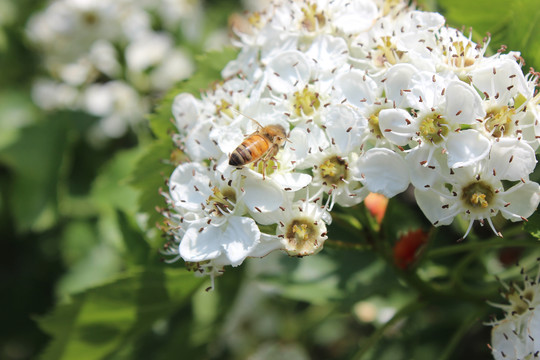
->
[[229, 112, 288, 179]]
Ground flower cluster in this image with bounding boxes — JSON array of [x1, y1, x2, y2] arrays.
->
[[162, 0, 540, 282], [489, 263, 540, 359], [26, 0, 211, 139]]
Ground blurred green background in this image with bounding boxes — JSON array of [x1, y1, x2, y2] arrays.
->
[[1, 0, 539, 359]]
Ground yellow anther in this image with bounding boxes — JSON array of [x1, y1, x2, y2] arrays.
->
[[470, 193, 488, 208]]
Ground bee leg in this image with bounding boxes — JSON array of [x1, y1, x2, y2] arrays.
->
[[261, 145, 279, 180]]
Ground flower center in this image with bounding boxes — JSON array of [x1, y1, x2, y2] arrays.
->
[[248, 12, 262, 28], [207, 187, 236, 216], [319, 156, 348, 186], [418, 113, 448, 144], [252, 158, 278, 177], [368, 111, 383, 139], [301, 3, 326, 32], [484, 106, 516, 138], [376, 36, 404, 66], [382, 0, 404, 16], [447, 41, 477, 69], [461, 181, 494, 211], [285, 218, 320, 255], [507, 289, 530, 316], [293, 86, 320, 117], [216, 99, 234, 118], [82, 11, 99, 26]]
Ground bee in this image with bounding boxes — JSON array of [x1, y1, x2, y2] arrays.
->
[[229, 112, 288, 179]]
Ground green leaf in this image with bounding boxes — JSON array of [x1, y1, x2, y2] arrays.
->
[[129, 139, 175, 232], [37, 267, 204, 360], [91, 148, 142, 214], [525, 211, 540, 240], [0, 90, 38, 150], [148, 47, 238, 140], [0, 117, 70, 232]]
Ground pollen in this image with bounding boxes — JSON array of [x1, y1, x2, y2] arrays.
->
[[207, 187, 236, 216], [506, 288, 530, 316], [418, 113, 448, 144], [248, 11, 262, 28], [293, 86, 320, 117], [284, 218, 322, 256], [447, 41, 477, 70], [461, 181, 495, 212], [293, 223, 309, 240], [319, 156, 348, 186], [368, 111, 384, 139], [484, 106, 516, 138], [375, 36, 404, 66], [216, 99, 234, 118], [300, 3, 326, 32], [470, 193, 488, 208]]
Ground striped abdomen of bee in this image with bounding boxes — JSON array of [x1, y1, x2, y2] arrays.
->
[[229, 133, 271, 166], [229, 124, 287, 172]]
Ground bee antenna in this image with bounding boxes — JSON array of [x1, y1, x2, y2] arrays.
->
[[230, 107, 264, 128]]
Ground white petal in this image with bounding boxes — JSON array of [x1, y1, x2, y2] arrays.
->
[[414, 188, 456, 226], [409, 71, 447, 110], [324, 104, 365, 153], [333, 69, 379, 109], [489, 138, 537, 181], [446, 130, 490, 168], [287, 125, 330, 167], [383, 63, 417, 105], [185, 122, 222, 161], [266, 50, 311, 94], [501, 182, 540, 222], [221, 216, 260, 266], [491, 319, 522, 360], [332, 0, 379, 34], [405, 147, 443, 189], [526, 309, 540, 355], [471, 59, 530, 100], [248, 233, 283, 258], [243, 175, 285, 212], [378, 108, 415, 146], [352, 148, 409, 198], [272, 172, 312, 192], [169, 163, 211, 211], [306, 35, 348, 76], [445, 81, 485, 124], [179, 222, 222, 262], [409, 10, 445, 29], [171, 93, 200, 130]]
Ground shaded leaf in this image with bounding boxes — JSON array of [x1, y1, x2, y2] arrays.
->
[[91, 148, 142, 214], [525, 211, 540, 240], [0, 117, 70, 232], [38, 267, 204, 360], [129, 139, 175, 233]]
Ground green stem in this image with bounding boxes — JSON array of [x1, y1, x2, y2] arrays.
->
[[439, 309, 487, 360], [426, 238, 540, 259], [351, 298, 425, 360], [325, 238, 372, 251]]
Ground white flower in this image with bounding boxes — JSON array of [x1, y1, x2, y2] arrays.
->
[[380, 71, 489, 169], [163, 0, 540, 280], [166, 162, 261, 267], [351, 147, 410, 198], [490, 263, 540, 360], [257, 197, 331, 257], [414, 160, 540, 239]]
